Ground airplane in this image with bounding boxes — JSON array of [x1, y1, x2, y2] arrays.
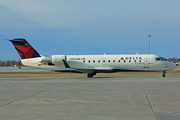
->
[[8, 38, 177, 78]]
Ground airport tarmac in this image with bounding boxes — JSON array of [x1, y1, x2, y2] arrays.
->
[[0, 67, 47, 72], [0, 76, 180, 120]]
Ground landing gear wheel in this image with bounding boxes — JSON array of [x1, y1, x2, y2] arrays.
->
[[162, 71, 166, 77], [87, 74, 93, 78], [87, 73, 96, 78]]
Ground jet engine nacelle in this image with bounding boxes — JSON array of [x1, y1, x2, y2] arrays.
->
[[41, 55, 66, 65], [52, 55, 66, 64]]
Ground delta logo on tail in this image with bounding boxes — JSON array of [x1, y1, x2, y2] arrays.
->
[[9, 38, 41, 59]]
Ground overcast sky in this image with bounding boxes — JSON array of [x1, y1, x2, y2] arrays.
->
[[0, 0, 180, 60]]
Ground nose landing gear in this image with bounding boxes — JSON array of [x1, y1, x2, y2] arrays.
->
[[162, 71, 166, 77]]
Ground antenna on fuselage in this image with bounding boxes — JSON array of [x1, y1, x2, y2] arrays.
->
[[136, 52, 138, 55]]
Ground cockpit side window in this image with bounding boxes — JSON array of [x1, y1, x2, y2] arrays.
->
[[156, 57, 167, 61]]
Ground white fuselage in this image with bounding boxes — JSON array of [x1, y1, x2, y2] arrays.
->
[[9, 38, 176, 78], [21, 54, 176, 73]]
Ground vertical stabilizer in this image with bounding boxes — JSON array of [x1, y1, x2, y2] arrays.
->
[[9, 38, 41, 59]]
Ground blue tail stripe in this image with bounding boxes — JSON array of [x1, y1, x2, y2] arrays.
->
[[15, 48, 26, 59], [32, 50, 41, 58]]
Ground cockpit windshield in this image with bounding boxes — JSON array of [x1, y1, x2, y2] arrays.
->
[[156, 57, 167, 61]]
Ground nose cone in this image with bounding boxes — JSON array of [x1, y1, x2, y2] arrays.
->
[[169, 62, 177, 70], [173, 64, 177, 69]]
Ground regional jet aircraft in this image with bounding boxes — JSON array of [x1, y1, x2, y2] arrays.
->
[[8, 38, 176, 78]]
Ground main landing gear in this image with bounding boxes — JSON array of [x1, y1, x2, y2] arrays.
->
[[87, 73, 96, 78], [162, 71, 166, 77]]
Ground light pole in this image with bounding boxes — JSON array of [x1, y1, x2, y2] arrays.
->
[[148, 35, 151, 54]]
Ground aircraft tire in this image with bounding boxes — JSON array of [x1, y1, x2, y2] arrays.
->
[[162, 71, 166, 77], [87, 74, 93, 78]]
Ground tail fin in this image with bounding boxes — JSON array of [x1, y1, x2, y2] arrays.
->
[[9, 38, 41, 59]]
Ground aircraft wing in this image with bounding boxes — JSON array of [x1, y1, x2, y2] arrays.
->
[[75, 68, 113, 74], [62, 59, 113, 74]]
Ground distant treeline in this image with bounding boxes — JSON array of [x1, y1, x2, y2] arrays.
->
[[167, 57, 180, 63], [0, 60, 23, 67], [0, 58, 180, 67]]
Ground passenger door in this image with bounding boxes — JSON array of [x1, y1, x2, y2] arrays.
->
[[144, 58, 150, 68]]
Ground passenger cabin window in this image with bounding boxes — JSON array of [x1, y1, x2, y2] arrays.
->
[[139, 60, 141, 62], [93, 60, 95, 63], [83, 60, 85, 63], [134, 60, 136, 62], [129, 60, 131, 62], [156, 57, 167, 61], [108, 60, 110, 63], [98, 60, 100, 63], [113, 60, 115, 63], [118, 60, 120, 63], [124, 60, 126, 62], [103, 60, 105, 63], [88, 60, 90, 63]]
